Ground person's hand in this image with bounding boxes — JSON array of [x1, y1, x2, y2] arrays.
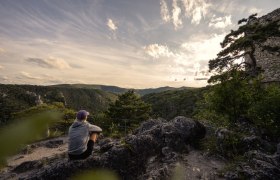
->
[[90, 133, 98, 142]]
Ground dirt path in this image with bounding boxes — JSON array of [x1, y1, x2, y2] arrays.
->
[[183, 151, 225, 179], [7, 136, 68, 167]]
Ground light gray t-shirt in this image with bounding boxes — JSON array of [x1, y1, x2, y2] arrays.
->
[[68, 120, 102, 155]]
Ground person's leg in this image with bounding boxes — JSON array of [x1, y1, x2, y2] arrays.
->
[[79, 140, 94, 159], [68, 140, 94, 160]]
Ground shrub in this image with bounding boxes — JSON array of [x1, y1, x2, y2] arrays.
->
[[248, 84, 280, 138], [195, 72, 253, 126]]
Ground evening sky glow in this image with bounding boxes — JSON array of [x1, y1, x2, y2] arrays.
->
[[0, 0, 279, 88]]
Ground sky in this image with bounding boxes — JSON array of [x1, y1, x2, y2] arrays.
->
[[0, 0, 279, 88]]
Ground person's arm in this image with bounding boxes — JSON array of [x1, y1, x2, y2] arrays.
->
[[88, 123, 102, 133], [87, 122, 102, 143]]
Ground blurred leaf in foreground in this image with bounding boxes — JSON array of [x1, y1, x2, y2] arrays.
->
[[171, 163, 186, 180], [0, 111, 61, 167], [71, 169, 119, 180]]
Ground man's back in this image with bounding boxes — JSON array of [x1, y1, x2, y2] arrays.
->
[[68, 121, 89, 155], [68, 110, 102, 160]]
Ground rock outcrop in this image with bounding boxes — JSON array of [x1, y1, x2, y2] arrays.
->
[[225, 151, 280, 180], [7, 116, 206, 180], [246, 8, 280, 83], [214, 128, 280, 179], [1, 116, 279, 179]]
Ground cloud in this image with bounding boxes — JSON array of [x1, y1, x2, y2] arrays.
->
[[160, 0, 170, 22], [0, 48, 5, 54], [13, 72, 69, 85], [213, 0, 266, 16], [160, 0, 211, 28], [248, 7, 263, 14], [172, 0, 183, 29], [0, 76, 8, 81], [179, 33, 225, 79], [20, 72, 42, 80], [107, 18, 118, 31], [143, 33, 226, 81], [143, 35, 224, 82], [25, 57, 71, 69], [209, 15, 232, 29], [144, 44, 173, 59], [182, 0, 211, 25], [181, 33, 226, 61]]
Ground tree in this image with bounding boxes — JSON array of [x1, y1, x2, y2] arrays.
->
[[208, 13, 280, 83], [107, 90, 151, 128], [196, 71, 257, 125], [197, 12, 280, 126]]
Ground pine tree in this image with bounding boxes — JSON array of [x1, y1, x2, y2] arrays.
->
[[107, 90, 151, 127], [208, 14, 280, 83]]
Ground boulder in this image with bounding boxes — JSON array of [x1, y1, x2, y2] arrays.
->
[[132, 116, 206, 152], [98, 138, 115, 153], [133, 118, 167, 134]]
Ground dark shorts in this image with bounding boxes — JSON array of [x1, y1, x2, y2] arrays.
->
[[68, 140, 94, 160]]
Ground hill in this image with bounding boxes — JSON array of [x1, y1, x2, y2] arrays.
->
[[0, 84, 117, 125], [142, 87, 209, 120], [51, 84, 192, 96], [51, 84, 127, 94]]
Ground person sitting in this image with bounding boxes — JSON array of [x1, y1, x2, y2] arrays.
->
[[68, 110, 102, 160]]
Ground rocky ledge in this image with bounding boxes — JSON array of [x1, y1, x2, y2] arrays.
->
[[2, 116, 207, 180], [1, 116, 280, 180]]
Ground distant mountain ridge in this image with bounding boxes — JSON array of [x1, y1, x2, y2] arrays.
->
[[0, 83, 196, 125], [51, 84, 195, 96]]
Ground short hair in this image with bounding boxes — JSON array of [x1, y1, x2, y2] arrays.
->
[[76, 110, 89, 121]]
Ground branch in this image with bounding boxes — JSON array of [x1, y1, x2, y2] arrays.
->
[[238, 18, 247, 25]]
